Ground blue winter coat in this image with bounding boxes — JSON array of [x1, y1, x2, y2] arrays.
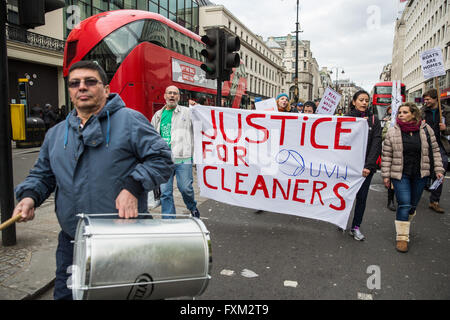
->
[[15, 93, 174, 238]]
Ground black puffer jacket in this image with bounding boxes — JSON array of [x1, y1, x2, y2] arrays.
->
[[421, 104, 450, 154], [345, 108, 382, 173]]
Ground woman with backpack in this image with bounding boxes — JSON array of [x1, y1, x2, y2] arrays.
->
[[344, 90, 382, 241], [381, 102, 444, 253]]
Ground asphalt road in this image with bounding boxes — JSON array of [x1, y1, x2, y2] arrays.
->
[[197, 172, 450, 300], [12, 147, 450, 300]]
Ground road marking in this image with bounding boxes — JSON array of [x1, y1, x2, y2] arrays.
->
[[284, 280, 298, 288], [220, 269, 235, 276], [357, 292, 373, 300], [241, 269, 258, 278]]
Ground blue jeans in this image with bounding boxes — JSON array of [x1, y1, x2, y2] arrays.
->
[[160, 163, 197, 218], [392, 175, 428, 221], [54, 231, 73, 300]]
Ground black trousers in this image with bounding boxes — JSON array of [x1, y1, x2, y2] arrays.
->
[[54, 231, 74, 300], [351, 171, 374, 229], [430, 147, 448, 203]]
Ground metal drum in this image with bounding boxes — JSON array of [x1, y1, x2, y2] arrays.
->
[[68, 214, 211, 300]]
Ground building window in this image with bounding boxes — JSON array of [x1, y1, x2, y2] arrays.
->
[[185, 0, 192, 29], [169, 0, 176, 14], [137, 0, 148, 10], [6, 0, 19, 25], [92, 0, 108, 11], [149, 0, 158, 13], [192, 0, 198, 33], [124, 0, 137, 9], [176, 0, 186, 27], [110, 0, 124, 10]]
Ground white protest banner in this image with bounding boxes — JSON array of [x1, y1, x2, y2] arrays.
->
[[255, 98, 277, 112], [191, 106, 368, 229], [420, 48, 446, 80], [390, 80, 402, 127], [317, 87, 342, 115]]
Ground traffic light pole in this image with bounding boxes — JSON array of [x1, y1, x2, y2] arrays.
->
[[216, 30, 224, 107], [0, 0, 17, 246], [216, 77, 222, 107]]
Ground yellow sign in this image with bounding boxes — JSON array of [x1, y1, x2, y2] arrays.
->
[[10, 104, 26, 141]]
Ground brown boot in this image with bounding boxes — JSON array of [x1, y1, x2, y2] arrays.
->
[[429, 202, 444, 214], [396, 240, 408, 252], [395, 220, 410, 253]]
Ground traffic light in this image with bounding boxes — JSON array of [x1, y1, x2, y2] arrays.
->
[[200, 28, 221, 80], [222, 33, 241, 81], [18, 0, 65, 29]]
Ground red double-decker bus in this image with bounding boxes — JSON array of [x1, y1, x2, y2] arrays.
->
[[370, 81, 406, 120], [63, 10, 247, 121]]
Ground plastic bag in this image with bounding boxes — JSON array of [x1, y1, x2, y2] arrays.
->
[[147, 187, 161, 210]]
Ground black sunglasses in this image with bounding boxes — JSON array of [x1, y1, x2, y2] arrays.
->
[[68, 78, 102, 88]]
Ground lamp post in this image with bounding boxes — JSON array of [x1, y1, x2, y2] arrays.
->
[[292, 0, 303, 104], [330, 67, 345, 92], [330, 67, 344, 107]]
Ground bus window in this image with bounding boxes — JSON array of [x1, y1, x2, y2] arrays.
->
[[179, 89, 215, 107], [141, 19, 168, 48], [376, 97, 392, 104], [374, 86, 392, 94], [83, 20, 141, 81], [84, 19, 169, 82]]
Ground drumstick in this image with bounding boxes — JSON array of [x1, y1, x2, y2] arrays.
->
[[0, 215, 22, 231]]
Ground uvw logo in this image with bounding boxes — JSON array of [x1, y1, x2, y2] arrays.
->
[[127, 274, 154, 300]]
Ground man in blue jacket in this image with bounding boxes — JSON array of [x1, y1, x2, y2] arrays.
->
[[12, 61, 174, 300]]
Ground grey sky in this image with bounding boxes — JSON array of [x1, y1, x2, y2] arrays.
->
[[211, 0, 407, 92]]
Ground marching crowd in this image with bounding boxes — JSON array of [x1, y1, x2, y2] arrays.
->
[[11, 61, 449, 299], [267, 88, 449, 253], [188, 87, 449, 252]]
